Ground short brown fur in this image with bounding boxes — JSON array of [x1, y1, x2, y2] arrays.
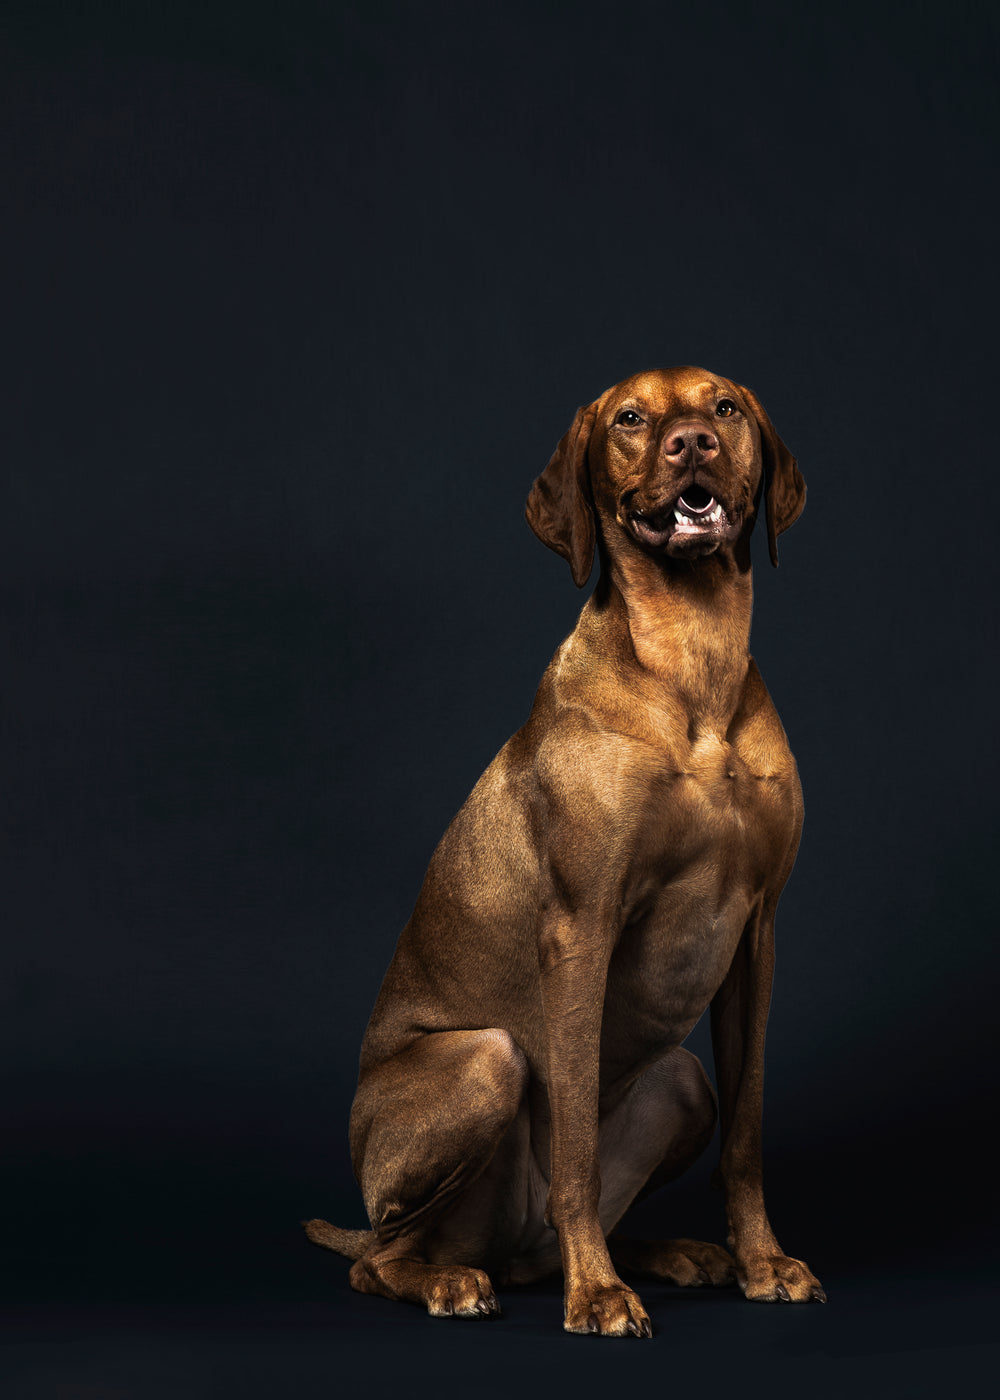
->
[[305, 367, 822, 1335]]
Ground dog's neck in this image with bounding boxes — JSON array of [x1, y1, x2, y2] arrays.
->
[[596, 541, 755, 731]]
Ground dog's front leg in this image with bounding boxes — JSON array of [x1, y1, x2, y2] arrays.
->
[[539, 913, 652, 1338], [710, 916, 826, 1303]]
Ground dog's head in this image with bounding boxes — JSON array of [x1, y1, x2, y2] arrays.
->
[[526, 367, 805, 585]]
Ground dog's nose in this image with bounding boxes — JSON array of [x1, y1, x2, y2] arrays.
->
[[663, 420, 719, 466]]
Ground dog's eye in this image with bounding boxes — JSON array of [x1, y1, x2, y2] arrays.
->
[[617, 410, 643, 426], [715, 399, 737, 418]]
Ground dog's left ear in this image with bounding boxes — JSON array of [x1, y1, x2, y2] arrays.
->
[[736, 383, 806, 568], [525, 402, 598, 587]]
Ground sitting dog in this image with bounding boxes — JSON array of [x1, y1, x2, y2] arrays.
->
[[306, 366, 824, 1336]]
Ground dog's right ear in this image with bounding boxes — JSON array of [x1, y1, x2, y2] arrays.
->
[[525, 403, 598, 588]]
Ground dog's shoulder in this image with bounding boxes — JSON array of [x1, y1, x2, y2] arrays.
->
[[730, 658, 800, 780]]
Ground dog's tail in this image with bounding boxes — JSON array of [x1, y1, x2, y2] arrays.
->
[[302, 1218, 373, 1260]]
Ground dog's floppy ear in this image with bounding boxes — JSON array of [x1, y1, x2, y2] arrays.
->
[[525, 402, 598, 587], [736, 383, 806, 568]]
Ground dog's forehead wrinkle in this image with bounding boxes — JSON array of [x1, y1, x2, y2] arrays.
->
[[609, 369, 728, 419]]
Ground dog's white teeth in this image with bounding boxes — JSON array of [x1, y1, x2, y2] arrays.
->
[[674, 502, 723, 528]]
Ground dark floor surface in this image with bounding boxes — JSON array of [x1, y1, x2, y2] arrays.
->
[[6, 1257, 995, 1400]]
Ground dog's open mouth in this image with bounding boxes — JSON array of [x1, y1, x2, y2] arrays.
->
[[627, 484, 736, 556]]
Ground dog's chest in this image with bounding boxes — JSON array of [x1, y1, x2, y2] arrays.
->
[[643, 730, 795, 876], [604, 734, 797, 1052]]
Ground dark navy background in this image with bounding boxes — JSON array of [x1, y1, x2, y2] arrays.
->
[[4, 2, 997, 1394]]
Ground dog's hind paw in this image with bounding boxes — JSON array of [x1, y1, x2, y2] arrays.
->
[[738, 1253, 825, 1303], [610, 1235, 735, 1287], [424, 1265, 501, 1318]]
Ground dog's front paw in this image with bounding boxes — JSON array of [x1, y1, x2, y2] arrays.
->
[[564, 1282, 652, 1337], [737, 1253, 826, 1303]]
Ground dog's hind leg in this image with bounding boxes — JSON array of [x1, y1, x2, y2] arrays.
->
[[600, 1047, 736, 1287], [335, 1027, 529, 1317]]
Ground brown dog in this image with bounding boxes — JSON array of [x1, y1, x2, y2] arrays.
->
[[305, 366, 824, 1335]]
